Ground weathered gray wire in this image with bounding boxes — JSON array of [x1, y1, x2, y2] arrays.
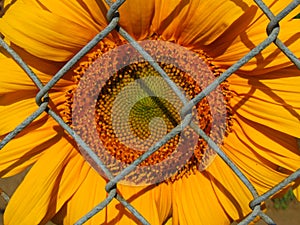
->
[[0, 0, 299, 224], [0, 188, 10, 203], [118, 27, 190, 106], [106, 0, 126, 21], [0, 38, 49, 149], [189, 122, 259, 198], [105, 113, 193, 192], [105, 0, 190, 106], [237, 205, 276, 225], [250, 168, 300, 209], [116, 194, 151, 225], [74, 188, 117, 225], [76, 0, 300, 222], [35, 15, 120, 106], [254, 0, 300, 69], [46, 108, 115, 180], [258, 211, 276, 225], [181, 25, 280, 117]]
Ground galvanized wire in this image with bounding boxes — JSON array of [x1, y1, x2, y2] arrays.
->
[[35, 16, 120, 106], [74, 189, 117, 225], [0, 38, 49, 149], [254, 0, 300, 68], [0, 0, 300, 225]]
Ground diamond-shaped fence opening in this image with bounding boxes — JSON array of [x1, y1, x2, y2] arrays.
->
[[0, 0, 300, 224]]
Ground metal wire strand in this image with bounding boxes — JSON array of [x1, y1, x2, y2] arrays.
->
[[105, 113, 193, 192], [181, 25, 280, 116], [254, 0, 300, 69], [0, 1, 299, 225], [35, 16, 120, 106], [0, 38, 49, 149], [74, 188, 117, 225], [250, 168, 300, 209]]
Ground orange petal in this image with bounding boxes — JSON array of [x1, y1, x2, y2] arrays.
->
[[204, 102, 300, 221], [5, 43, 71, 77], [0, 1, 98, 61], [211, 1, 300, 73], [171, 171, 230, 225], [0, 87, 71, 135], [208, 114, 300, 220], [293, 183, 300, 201], [0, 93, 72, 179], [0, 55, 72, 94], [0, 117, 61, 177], [81, 0, 110, 27], [228, 73, 300, 137], [234, 115, 300, 172], [214, 115, 300, 219], [58, 167, 107, 224], [117, 183, 172, 225], [60, 167, 172, 224], [3, 139, 76, 224], [118, 0, 155, 40], [207, 156, 253, 221], [0, 59, 37, 93], [0, 91, 40, 135], [32, 0, 108, 31], [41, 150, 91, 223], [223, 115, 300, 184], [153, 0, 253, 47], [0, 54, 72, 135]]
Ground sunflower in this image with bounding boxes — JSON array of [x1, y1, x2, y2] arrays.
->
[[1, 0, 300, 224]]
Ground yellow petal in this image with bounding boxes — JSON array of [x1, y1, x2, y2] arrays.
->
[[32, 0, 107, 31], [228, 73, 300, 137], [223, 115, 300, 184], [293, 184, 300, 202], [82, 0, 110, 27], [117, 183, 172, 225], [172, 171, 230, 225], [0, 91, 40, 135], [234, 115, 300, 173], [118, 0, 155, 40], [0, 87, 70, 135], [3, 0, 14, 8], [207, 156, 253, 221], [0, 0, 15, 17], [212, 114, 300, 219], [0, 1, 97, 61], [4, 43, 70, 77], [60, 167, 172, 224], [164, 217, 172, 225], [212, 1, 300, 73], [0, 117, 61, 177], [206, 108, 300, 221], [0, 55, 72, 94], [153, 0, 253, 47], [3, 138, 75, 225], [41, 150, 91, 223], [58, 167, 107, 224]]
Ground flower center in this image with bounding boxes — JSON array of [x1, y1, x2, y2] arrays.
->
[[64, 40, 234, 185]]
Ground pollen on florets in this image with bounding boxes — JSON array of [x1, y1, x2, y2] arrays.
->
[[63, 38, 234, 183]]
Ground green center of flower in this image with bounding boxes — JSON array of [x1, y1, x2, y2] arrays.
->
[[65, 40, 234, 183], [129, 96, 179, 140]]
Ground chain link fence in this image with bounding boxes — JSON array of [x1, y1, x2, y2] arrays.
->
[[0, 0, 300, 224]]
